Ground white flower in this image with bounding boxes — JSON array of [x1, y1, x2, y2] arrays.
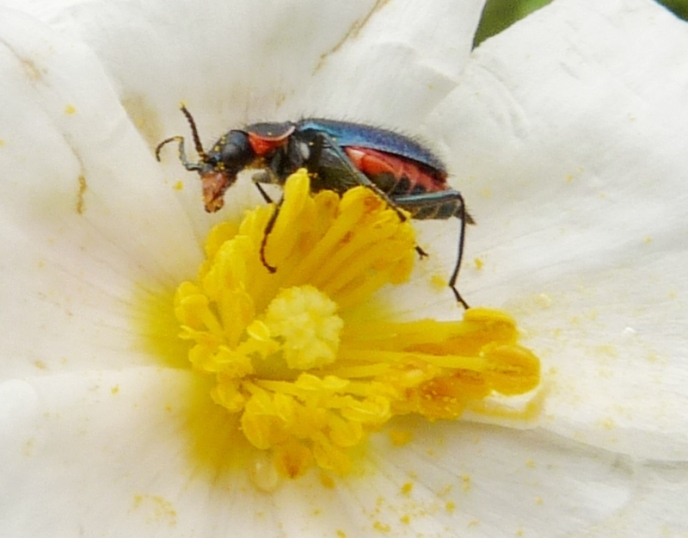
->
[[1, 0, 687, 536]]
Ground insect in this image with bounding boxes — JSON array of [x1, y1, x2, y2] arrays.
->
[[156, 106, 474, 308]]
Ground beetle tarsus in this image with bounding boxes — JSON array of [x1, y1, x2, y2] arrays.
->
[[260, 228, 278, 274], [260, 247, 277, 274], [450, 285, 470, 310]]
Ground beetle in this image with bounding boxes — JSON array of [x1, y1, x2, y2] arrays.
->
[[156, 105, 474, 308]]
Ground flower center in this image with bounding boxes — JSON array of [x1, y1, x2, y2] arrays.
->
[[174, 170, 541, 480]]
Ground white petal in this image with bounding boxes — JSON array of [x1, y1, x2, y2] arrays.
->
[[10, 0, 486, 126], [6, 0, 686, 536], [582, 463, 688, 536], [426, 0, 688, 459], [365, 420, 634, 536], [0, 11, 200, 376], [0, 368, 288, 536], [303, 0, 486, 127]]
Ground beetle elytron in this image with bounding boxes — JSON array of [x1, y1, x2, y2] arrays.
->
[[156, 105, 473, 308]]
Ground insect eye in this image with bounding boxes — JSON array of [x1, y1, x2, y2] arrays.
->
[[219, 131, 254, 171]]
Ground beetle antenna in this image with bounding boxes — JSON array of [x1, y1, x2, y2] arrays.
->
[[179, 104, 208, 161], [155, 135, 203, 172], [448, 194, 470, 309], [155, 137, 177, 162]]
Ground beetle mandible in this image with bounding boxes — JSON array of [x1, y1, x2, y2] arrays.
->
[[156, 105, 474, 309]]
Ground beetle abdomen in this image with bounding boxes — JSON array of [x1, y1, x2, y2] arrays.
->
[[344, 146, 448, 196]]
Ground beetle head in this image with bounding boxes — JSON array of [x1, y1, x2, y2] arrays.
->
[[200, 130, 256, 212], [156, 106, 259, 213], [200, 122, 294, 212], [156, 107, 295, 213]]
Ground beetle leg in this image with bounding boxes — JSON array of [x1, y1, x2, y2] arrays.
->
[[392, 190, 470, 309], [312, 132, 410, 223], [304, 133, 324, 173], [253, 165, 295, 270], [251, 178, 275, 203], [259, 197, 283, 274], [249, 172, 281, 270], [391, 190, 463, 219], [450, 202, 469, 310], [253, 163, 284, 185], [253, 164, 292, 203], [310, 133, 439, 276]]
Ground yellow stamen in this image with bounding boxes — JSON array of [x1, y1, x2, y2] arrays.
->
[[174, 169, 541, 480]]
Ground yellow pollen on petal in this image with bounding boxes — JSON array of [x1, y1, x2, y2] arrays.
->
[[173, 169, 542, 481]]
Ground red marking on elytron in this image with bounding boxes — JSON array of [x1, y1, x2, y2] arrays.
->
[[344, 146, 448, 194], [248, 128, 294, 156]]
